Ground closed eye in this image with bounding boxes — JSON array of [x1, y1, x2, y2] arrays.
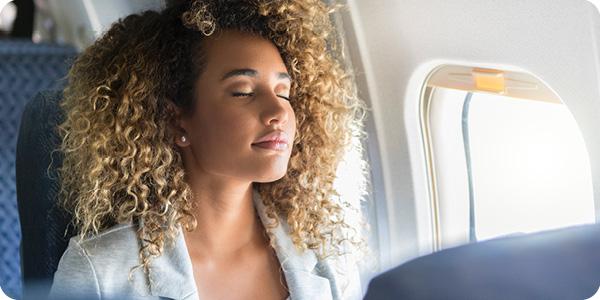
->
[[232, 92, 291, 101], [232, 92, 254, 97]]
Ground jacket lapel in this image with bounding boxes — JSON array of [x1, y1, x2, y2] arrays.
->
[[149, 229, 198, 299], [253, 189, 334, 300], [143, 221, 199, 300]]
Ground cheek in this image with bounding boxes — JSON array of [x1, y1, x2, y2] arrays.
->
[[290, 107, 297, 130], [195, 107, 253, 150], [288, 107, 297, 140]]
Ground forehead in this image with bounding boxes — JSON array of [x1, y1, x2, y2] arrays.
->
[[200, 30, 287, 74]]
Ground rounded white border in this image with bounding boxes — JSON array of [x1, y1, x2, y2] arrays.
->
[[0, 284, 14, 300]]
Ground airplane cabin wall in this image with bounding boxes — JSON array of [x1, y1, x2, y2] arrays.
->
[[343, 0, 600, 271]]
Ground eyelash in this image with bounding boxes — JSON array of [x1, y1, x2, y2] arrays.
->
[[232, 92, 291, 101]]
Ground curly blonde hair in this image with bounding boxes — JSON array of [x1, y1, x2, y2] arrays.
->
[[56, 0, 369, 279]]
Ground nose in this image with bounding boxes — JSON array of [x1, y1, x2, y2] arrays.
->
[[260, 91, 290, 127]]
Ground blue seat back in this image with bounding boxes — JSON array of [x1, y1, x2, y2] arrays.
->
[[364, 223, 600, 299], [0, 39, 76, 299]]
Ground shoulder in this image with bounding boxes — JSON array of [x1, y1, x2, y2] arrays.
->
[[63, 222, 141, 267], [71, 222, 139, 252], [50, 223, 149, 299], [254, 190, 364, 299]]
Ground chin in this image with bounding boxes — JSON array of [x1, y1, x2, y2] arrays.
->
[[254, 170, 288, 183]]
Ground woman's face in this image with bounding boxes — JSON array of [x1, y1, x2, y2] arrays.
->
[[176, 29, 296, 183]]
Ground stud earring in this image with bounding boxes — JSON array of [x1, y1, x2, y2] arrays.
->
[[180, 135, 187, 143]]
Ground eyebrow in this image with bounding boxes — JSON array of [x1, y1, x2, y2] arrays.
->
[[220, 68, 291, 82]]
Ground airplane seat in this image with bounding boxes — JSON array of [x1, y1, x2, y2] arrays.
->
[[0, 38, 77, 299], [364, 223, 600, 300], [16, 90, 78, 300]]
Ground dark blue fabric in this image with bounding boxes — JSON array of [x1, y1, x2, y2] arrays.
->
[[16, 90, 78, 300], [364, 223, 600, 300], [0, 38, 76, 299], [16, 91, 75, 299]]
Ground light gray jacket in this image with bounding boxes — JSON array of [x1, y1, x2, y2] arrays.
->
[[49, 189, 363, 300]]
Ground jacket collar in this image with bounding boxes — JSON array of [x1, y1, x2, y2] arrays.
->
[[252, 189, 334, 300], [141, 188, 333, 300]]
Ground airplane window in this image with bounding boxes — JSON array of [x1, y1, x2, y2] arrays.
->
[[422, 65, 595, 250]]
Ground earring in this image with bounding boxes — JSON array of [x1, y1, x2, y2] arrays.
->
[[180, 135, 187, 143]]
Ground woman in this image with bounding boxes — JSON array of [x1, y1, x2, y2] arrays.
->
[[49, 0, 369, 299]]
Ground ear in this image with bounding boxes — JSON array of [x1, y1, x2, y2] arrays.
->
[[166, 100, 191, 147]]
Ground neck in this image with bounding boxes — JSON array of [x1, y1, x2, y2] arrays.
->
[[184, 174, 264, 259]]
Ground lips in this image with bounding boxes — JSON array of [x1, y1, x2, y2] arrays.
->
[[252, 140, 288, 150], [252, 130, 289, 151]]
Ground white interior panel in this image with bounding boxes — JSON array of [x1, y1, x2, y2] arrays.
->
[[343, 0, 600, 270]]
